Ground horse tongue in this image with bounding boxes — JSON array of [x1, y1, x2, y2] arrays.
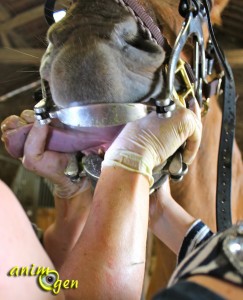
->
[[2, 124, 32, 158], [2, 124, 123, 159]]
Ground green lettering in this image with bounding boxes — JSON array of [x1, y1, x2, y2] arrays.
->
[[29, 264, 36, 276], [20, 267, 29, 276], [70, 280, 78, 289], [35, 266, 50, 276], [8, 266, 19, 277], [52, 279, 62, 295], [62, 280, 70, 289]]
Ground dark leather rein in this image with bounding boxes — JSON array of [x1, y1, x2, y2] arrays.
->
[[44, 0, 236, 232]]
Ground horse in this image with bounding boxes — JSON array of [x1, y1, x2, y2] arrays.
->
[[2, 0, 243, 298]]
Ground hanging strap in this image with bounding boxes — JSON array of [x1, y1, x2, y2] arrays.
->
[[216, 61, 236, 231]]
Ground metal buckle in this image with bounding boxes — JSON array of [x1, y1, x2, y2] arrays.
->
[[216, 72, 224, 96], [201, 98, 210, 117]]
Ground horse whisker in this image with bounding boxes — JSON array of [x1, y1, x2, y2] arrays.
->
[[34, 35, 48, 47], [16, 71, 40, 73], [4, 47, 40, 59]]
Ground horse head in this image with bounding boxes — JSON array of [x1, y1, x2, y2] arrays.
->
[[40, 0, 229, 110], [40, 0, 168, 109]]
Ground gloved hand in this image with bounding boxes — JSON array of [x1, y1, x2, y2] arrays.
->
[[1, 110, 90, 199], [102, 104, 202, 187]]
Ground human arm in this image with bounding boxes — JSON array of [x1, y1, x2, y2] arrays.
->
[[43, 182, 93, 270], [59, 106, 202, 299], [60, 166, 150, 300], [1, 110, 93, 269], [163, 220, 243, 300], [148, 162, 242, 299], [0, 179, 65, 300], [149, 183, 243, 300], [1, 104, 203, 299], [149, 180, 196, 255]]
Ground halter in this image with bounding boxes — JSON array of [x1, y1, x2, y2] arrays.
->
[[40, 0, 236, 231]]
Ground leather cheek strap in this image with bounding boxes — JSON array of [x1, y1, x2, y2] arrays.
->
[[216, 60, 236, 232]]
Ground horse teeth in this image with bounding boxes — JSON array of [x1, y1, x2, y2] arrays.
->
[[98, 148, 105, 156]]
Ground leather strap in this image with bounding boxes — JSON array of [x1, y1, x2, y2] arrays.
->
[[203, 78, 220, 99], [216, 63, 236, 232], [118, 0, 170, 51], [189, 0, 236, 231]]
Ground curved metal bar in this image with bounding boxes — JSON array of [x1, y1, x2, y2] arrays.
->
[[166, 10, 207, 103], [48, 103, 155, 128]]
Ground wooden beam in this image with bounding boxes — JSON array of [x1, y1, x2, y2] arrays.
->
[[0, 4, 31, 48], [1, 34, 11, 47], [0, 48, 44, 65], [0, 5, 44, 33], [0, 80, 41, 102], [0, 4, 11, 22], [225, 49, 243, 69]]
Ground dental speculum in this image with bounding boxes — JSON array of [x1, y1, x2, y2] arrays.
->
[[34, 0, 214, 190]]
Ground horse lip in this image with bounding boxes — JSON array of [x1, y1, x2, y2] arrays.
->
[[69, 124, 124, 156]]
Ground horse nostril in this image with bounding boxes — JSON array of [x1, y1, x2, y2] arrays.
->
[[47, 28, 56, 45], [47, 24, 66, 47], [48, 29, 59, 46]]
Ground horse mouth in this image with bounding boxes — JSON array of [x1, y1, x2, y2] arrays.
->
[[64, 124, 124, 156]]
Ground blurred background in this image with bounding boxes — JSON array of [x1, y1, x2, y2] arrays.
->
[[0, 0, 242, 229]]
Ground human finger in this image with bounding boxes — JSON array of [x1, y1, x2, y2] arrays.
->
[[187, 98, 201, 121], [1, 115, 27, 133], [22, 122, 69, 183], [20, 110, 35, 123], [23, 121, 49, 162]]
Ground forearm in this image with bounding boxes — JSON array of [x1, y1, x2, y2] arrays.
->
[[149, 189, 195, 255], [44, 185, 93, 270], [61, 167, 150, 299]]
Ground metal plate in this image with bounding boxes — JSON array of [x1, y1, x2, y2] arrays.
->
[[49, 103, 155, 128]]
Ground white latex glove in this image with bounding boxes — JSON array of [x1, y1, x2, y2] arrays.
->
[[102, 105, 202, 187], [1, 110, 91, 199]]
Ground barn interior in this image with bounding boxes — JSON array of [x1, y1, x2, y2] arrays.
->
[[0, 0, 242, 231]]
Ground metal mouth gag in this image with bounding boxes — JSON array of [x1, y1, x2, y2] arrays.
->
[[35, 101, 155, 128], [37, 0, 234, 195], [167, 1, 207, 104]]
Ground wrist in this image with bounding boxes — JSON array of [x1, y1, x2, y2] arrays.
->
[[177, 219, 214, 264], [102, 149, 154, 187], [54, 177, 91, 200], [150, 189, 196, 255]]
